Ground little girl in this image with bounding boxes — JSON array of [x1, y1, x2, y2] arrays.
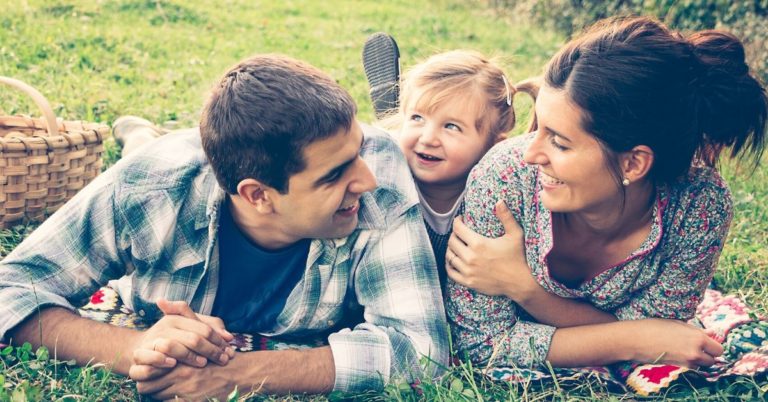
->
[[380, 49, 520, 286]]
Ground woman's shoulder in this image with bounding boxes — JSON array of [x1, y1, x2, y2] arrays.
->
[[662, 165, 733, 227], [671, 166, 731, 203]]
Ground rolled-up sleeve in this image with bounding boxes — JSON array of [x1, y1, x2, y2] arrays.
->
[[0, 170, 126, 341], [328, 205, 448, 393], [446, 136, 554, 367]]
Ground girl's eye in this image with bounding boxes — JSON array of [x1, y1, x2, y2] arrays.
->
[[410, 114, 423, 122], [445, 123, 461, 132]]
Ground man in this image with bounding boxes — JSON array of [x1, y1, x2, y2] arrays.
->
[[0, 54, 447, 399]]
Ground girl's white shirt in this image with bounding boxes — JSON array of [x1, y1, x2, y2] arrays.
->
[[415, 185, 467, 235]]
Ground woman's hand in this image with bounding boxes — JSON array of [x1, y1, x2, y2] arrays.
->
[[446, 200, 535, 299], [547, 318, 723, 367], [629, 318, 724, 367]]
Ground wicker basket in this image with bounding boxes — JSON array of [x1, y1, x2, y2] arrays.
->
[[0, 77, 107, 229]]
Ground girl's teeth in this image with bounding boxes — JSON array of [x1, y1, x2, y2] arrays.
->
[[417, 152, 441, 161]]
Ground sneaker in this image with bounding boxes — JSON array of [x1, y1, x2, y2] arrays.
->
[[362, 32, 401, 119], [112, 115, 167, 156]]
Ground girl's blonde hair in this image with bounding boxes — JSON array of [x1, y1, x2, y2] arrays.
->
[[396, 50, 517, 138]]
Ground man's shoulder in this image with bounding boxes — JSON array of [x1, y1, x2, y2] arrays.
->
[[358, 123, 420, 229], [113, 128, 211, 190]]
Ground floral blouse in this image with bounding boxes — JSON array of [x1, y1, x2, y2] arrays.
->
[[446, 133, 733, 368]]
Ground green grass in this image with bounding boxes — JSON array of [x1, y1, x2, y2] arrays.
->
[[1, 0, 766, 400]]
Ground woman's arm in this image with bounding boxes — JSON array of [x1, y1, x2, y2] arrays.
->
[[447, 201, 615, 327], [547, 318, 722, 368]]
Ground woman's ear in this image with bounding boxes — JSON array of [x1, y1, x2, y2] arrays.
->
[[621, 145, 654, 183], [236, 178, 274, 214]]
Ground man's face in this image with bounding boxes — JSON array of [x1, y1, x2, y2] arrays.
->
[[269, 121, 377, 242]]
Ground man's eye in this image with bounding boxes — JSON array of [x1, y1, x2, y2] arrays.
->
[[324, 171, 342, 183]]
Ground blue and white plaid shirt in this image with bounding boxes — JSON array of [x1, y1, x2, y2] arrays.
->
[[0, 125, 448, 393]]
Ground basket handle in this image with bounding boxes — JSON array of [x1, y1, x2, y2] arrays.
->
[[0, 76, 60, 136]]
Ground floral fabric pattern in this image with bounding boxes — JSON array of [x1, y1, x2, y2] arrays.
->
[[447, 133, 733, 367]]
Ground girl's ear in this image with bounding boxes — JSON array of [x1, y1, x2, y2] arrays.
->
[[620, 145, 654, 183], [236, 178, 275, 214]]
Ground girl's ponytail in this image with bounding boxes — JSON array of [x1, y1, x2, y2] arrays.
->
[[514, 77, 542, 133]]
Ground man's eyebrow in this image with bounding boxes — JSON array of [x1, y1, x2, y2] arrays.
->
[[544, 126, 573, 143]]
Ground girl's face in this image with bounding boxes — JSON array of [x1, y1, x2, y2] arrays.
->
[[524, 85, 623, 213], [399, 91, 497, 188]]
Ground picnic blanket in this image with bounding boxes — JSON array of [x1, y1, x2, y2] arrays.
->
[[485, 289, 768, 395], [77, 286, 326, 351], [3, 287, 757, 396]]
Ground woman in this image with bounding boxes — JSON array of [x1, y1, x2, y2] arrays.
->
[[445, 16, 767, 369]]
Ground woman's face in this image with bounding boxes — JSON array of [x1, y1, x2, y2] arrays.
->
[[523, 85, 623, 214]]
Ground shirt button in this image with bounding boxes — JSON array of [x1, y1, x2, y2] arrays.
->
[[138, 309, 146, 317], [327, 320, 334, 326]]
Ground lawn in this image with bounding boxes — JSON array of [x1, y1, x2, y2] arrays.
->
[[1, 0, 766, 400]]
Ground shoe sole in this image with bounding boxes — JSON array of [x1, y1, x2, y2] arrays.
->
[[112, 115, 166, 146], [362, 32, 400, 119]]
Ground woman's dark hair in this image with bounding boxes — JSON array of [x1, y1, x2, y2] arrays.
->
[[542, 16, 767, 185]]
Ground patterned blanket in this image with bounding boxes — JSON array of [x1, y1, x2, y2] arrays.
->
[[76, 286, 326, 352], [3, 287, 763, 396], [486, 289, 767, 395]]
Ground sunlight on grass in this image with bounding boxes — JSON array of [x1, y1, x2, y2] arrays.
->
[[1, 0, 766, 401]]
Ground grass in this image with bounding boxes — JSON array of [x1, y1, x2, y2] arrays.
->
[[0, 0, 766, 400]]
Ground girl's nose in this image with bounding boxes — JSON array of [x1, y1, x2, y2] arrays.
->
[[419, 125, 440, 146]]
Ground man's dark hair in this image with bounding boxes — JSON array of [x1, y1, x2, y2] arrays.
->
[[200, 54, 357, 194]]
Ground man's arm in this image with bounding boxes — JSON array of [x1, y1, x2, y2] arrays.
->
[[326, 202, 448, 392], [134, 347, 335, 399], [10, 305, 235, 376], [10, 307, 142, 375]]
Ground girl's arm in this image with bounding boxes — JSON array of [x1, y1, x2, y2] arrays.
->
[[447, 201, 616, 327]]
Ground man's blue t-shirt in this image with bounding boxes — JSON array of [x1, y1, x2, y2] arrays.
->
[[211, 200, 310, 333]]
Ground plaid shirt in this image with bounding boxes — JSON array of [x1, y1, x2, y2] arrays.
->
[[0, 125, 448, 393]]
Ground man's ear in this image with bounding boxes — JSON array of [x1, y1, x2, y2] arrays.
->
[[620, 145, 654, 183], [236, 178, 275, 214]]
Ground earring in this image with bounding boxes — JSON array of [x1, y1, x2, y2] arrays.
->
[[622, 178, 630, 186]]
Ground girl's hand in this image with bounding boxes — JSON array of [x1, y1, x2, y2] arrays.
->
[[446, 200, 535, 299]]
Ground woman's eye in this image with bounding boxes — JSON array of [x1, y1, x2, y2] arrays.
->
[[548, 134, 568, 151]]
